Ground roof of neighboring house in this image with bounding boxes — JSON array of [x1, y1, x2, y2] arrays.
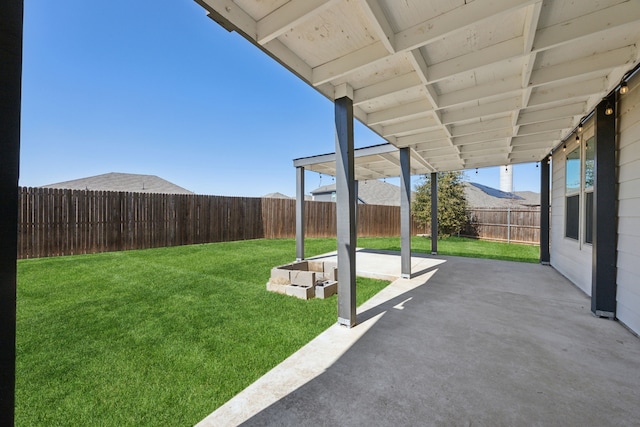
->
[[262, 192, 312, 201], [465, 183, 539, 208], [41, 172, 194, 194], [311, 179, 406, 206], [262, 192, 291, 199], [310, 180, 540, 208]]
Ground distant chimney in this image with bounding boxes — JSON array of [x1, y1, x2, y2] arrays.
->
[[500, 165, 513, 193]]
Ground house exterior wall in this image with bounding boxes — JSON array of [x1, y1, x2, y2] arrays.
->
[[551, 131, 592, 296], [551, 70, 640, 335], [617, 73, 640, 334]]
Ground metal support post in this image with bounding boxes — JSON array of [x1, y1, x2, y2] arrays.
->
[[295, 166, 305, 261], [335, 95, 357, 328], [400, 148, 411, 278], [1, 1, 24, 424], [540, 157, 550, 264], [591, 95, 617, 318], [431, 172, 438, 254]]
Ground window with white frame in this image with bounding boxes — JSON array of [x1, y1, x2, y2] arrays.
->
[[565, 145, 580, 240], [584, 135, 595, 244], [564, 120, 595, 243]]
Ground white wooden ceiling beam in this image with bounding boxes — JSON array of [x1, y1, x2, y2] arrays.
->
[[353, 73, 422, 106], [529, 45, 636, 87], [439, 77, 522, 109], [528, 77, 607, 107], [430, 159, 464, 171], [511, 130, 562, 146], [517, 102, 585, 125], [263, 39, 313, 82], [396, 130, 449, 147], [523, 1, 542, 55], [533, 1, 640, 52], [410, 148, 435, 173], [453, 128, 513, 146], [517, 117, 574, 135], [428, 37, 524, 83], [461, 148, 511, 160], [257, 0, 338, 45], [459, 140, 509, 153], [441, 97, 521, 124], [412, 139, 453, 152], [450, 117, 514, 137], [381, 116, 439, 137], [358, 0, 396, 53], [406, 50, 441, 107], [312, 41, 390, 86], [415, 146, 458, 158], [367, 99, 433, 125], [395, 0, 537, 52], [425, 153, 462, 163]]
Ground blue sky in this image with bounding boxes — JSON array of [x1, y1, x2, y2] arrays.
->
[[20, 0, 542, 197]]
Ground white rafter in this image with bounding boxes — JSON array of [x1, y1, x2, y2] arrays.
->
[[358, 0, 396, 53], [257, 0, 339, 45]]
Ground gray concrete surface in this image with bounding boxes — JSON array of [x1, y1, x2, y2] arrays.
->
[[198, 253, 640, 427]]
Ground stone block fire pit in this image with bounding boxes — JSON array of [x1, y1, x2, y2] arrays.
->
[[267, 260, 338, 300]]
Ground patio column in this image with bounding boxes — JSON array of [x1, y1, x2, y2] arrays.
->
[[400, 147, 411, 278], [335, 85, 357, 328], [540, 156, 550, 264], [296, 166, 305, 261], [354, 179, 359, 230], [1, 1, 23, 424], [591, 95, 617, 318], [431, 172, 438, 254]]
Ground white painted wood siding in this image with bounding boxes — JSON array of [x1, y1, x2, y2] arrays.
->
[[550, 147, 592, 295], [617, 72, 640, 334]]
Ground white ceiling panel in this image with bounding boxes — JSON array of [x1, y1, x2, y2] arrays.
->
[[198, 0, 640, 175]]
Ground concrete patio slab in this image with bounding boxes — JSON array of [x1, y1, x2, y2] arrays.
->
[[197, 253, 640, 427]]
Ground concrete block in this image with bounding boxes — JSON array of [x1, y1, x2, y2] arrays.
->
[[315, 280, 338, 299], [285, 284, 314, 300], [266, 281, 289, 295], [270, 268, 291, 283], [307, 261, 324, 273], [290, 270, 316, 287], [289, 261, 309, 271]]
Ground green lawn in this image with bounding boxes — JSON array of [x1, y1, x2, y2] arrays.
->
[[16, 239, 388, 426], [16, 236, 537, 425], [359, 235, 540, 263]]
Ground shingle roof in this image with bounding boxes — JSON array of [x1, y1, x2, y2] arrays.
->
[[311, 179, 407, 206], [262, 192, 291, 199], [311, 180, 540, 208], [465, 183, 539, 208], [41, 172, 194, 194]]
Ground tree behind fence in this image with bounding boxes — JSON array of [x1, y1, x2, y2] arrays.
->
[[17, 188, 540, 259]]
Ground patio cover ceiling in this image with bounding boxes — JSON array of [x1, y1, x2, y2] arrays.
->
[[196, 0, 640, 172]]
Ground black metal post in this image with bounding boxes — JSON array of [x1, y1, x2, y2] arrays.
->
[[400, 147, 411, 278], [591, 95, 617, 318], [431, 172, 438, 254], [540, 157, 550, 264], [1, 1, 24, 424]]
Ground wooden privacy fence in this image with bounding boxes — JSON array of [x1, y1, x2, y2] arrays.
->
[[462, 207, 541, 245], [17, 188, 540, 259], [17, 188, 420, 259]]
